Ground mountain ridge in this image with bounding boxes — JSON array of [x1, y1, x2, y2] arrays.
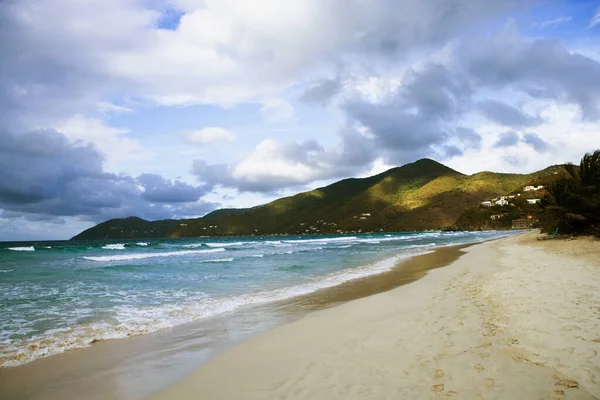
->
[[71, 158, 563, 240]]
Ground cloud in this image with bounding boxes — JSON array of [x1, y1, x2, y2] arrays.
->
[[342, 63, 477, 164], [522, 132, 551, 153], [137, 173, 208, 203], [56, 114, 151, 170], [0, 129, 216, 222], [590, 8, 600, 28], [300, 77, 342, 104], [477, 100, 543, 128], [0, 0, 524, 123], [260, 100, 294, 123], [493, 131, 520, 148], [534, 16, 572, 29], [504, 155, 528, 167], [463, 23, 600, 120], [186, 127, 235, 145], [192, 128, 376, 193]]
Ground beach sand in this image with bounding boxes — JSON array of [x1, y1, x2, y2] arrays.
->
[[153, 232, 600, 400]]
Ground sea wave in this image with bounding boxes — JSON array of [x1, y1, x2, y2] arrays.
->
[[205, 242, 246, 248], [83, 248, 226, 262], [0, 249, 430, 368], [101, 244, 126, 250], [200, 258, 234, 263], [0, 269, 13, 273], [7, 246, 35, 252], [135, 242, 149, 246], [282, 236, 357, 244]]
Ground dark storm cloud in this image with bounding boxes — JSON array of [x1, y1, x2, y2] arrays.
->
[[477, 100, 544, 127], [463, 26, 600, 120], [300, 77, 342, 104], [0, 129, 217, 222], [137, 173, 208, 203], [343, 63, 476, 164], [493, 131, 520, 148], [522, 132, 551, 153]]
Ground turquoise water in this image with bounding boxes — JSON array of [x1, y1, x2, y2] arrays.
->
[[0, 231, 515, 367]]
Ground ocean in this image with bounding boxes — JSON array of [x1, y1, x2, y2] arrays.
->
[[0, 230, 515, 369]]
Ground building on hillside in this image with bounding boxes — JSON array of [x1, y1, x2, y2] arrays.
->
[[524, 185, 544, 191], [490, 213, 506, 220], [495, 198, 509, 206], [512, 218, 534, 228], [481, 201, 492, 207], [361, 213, 371, 217], [526, 199, 542, 204]]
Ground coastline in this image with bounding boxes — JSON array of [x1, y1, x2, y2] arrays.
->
[[0, 236, 488, 400], [152, 232, 600, 400]]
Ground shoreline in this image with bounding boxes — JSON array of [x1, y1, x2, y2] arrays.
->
[[152, 232, 600, 399], [0, 236, 496, 400]]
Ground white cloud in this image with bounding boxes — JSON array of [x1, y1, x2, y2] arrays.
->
[[56, 115, 152, 170], [97, 101, 134, 115], [534, 16, 572, 29], [260, 99, 294, 122], [591, 8, 600, 28], [186, 127, 235, 145], [232, 139, 317, 184]]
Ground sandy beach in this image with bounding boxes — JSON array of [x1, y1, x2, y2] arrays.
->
[[153, 232, 600, 400]]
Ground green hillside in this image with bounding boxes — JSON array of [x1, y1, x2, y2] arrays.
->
[[71, 216, 179, 240], [71, 159, 565, 240]]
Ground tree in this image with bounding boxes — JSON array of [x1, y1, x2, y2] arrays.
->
[[544, 149, 600, 235]]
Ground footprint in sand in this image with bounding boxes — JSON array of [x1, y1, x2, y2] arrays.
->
[[434, 369, 445, 378], [474, 364, 485, 372], [431, 384, 444, 392], [577, 349, 597, 359], [554, 378, 579, 389], [485, 378, 495, 388]]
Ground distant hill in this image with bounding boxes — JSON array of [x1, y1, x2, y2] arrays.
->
[[71, 158, 565, 240], [71, 217, 179, 241]]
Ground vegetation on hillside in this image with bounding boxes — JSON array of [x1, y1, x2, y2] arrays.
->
[[542, 150, 600, 236], [71, 158, 567, 240], [71, 217, 179, 240]]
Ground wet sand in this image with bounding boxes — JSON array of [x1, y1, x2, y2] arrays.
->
[[152, 232, 600, 400], [0, 243, 470, 399]]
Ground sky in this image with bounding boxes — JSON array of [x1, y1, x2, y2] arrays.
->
[[1, 0, 600, 240]]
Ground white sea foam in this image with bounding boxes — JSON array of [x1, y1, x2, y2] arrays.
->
[[200, 258, 234, 263], [283, 236, 357, 244], [135, 242, 149, 246], [0, 269, 13, 273], [181, 243, 205, 248], [7, 246, 35, 252], [205, 242, 245, 247], [101, 244, 126, 250], [0, 248, 432, 368], [84, 248, 226, 262]]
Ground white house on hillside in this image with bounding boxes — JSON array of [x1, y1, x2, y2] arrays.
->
[[524, 185, 544, 191], [526, 199, 541, 204], [481, 201, 492, 207], [495, 198, 509, 206]]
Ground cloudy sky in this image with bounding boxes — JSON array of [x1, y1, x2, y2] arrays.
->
[[1, 0, 600, 240]]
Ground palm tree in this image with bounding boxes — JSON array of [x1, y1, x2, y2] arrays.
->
[[545, 149, 600, 235], [564, 149, 600, 190]]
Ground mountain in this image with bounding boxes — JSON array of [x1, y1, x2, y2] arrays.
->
[[71, 217, 179, 240], [71, 158, 564, 240]]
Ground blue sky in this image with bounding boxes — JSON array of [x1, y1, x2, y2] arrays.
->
[[1, 0, 600, 240]]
